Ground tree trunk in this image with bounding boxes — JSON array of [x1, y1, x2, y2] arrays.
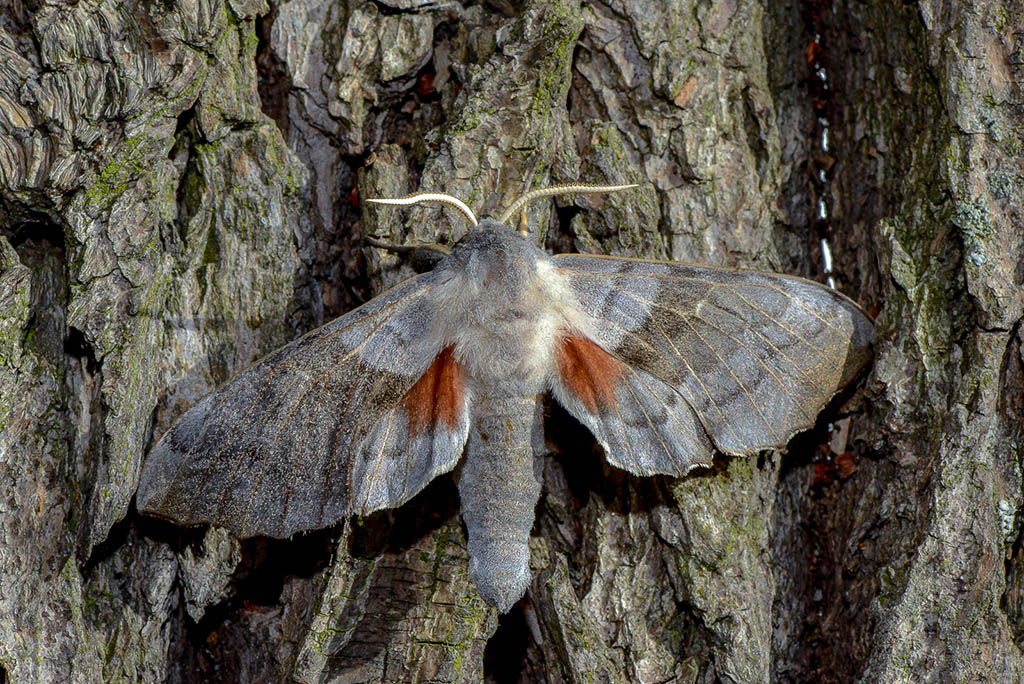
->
[[1, 0, 1021, 682]]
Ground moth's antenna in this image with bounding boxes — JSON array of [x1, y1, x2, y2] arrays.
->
[[498, 183, 638, 225], [366, 192, 478, 227]]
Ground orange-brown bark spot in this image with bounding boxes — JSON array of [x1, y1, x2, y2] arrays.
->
[[672, 75, 698, 108], [555, 333, 625, 413], [402, 346, 464, 435]]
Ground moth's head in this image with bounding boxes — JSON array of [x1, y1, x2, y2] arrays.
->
[[442, 219, 543, 297], [365, 183, 636, 302]]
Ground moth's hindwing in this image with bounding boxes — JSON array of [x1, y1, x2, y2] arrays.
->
[[550, 332, 715, 476], [551, 254, 874, 468], [137, 272, 471, 538]]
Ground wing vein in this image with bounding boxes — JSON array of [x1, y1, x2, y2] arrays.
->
[[727, 288, 844, 375], [359, 406, 402, 512], [676, 314, 777, 434], [694, 299, 826, 392], [691, 298, 828, 409], [684, 310, 814, 423], [597, 286, 747, 447], [618, 364, 699, 471]]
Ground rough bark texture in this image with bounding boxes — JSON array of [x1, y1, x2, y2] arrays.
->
[[0, 0, 1021, 682]]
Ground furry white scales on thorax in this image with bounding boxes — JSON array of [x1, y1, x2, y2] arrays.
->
[[433, 219, 593, 394]]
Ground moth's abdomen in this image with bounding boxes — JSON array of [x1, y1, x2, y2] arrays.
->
[[457, 394, 544, 612]]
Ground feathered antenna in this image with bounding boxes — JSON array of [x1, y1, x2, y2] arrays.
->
[[497, 183, 638, 225], [365, 192, 479, 227], [366, 183, 639, 233]]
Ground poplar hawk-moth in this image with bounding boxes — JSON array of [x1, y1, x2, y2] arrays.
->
[[137, 183, 874, 613]]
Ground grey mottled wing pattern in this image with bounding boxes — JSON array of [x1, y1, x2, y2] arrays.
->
[[137, 272, 469, 539], [553, 254, 873, 470]]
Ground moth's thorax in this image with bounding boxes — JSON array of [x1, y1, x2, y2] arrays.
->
[[432, 221, 590, 391]]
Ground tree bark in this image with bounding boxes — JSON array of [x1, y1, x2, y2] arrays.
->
[[0, 0, 1021, 682]]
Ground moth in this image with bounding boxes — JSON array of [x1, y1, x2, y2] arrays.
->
[[137, 183, 874, 612]]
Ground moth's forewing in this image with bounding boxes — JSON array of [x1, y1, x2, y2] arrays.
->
[[551, 254, 874, 465], [137, 272, 472, 538]]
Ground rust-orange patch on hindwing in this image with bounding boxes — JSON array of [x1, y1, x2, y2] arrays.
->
[[555, 333, 626, 414], [402, 346, 464, 435]]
